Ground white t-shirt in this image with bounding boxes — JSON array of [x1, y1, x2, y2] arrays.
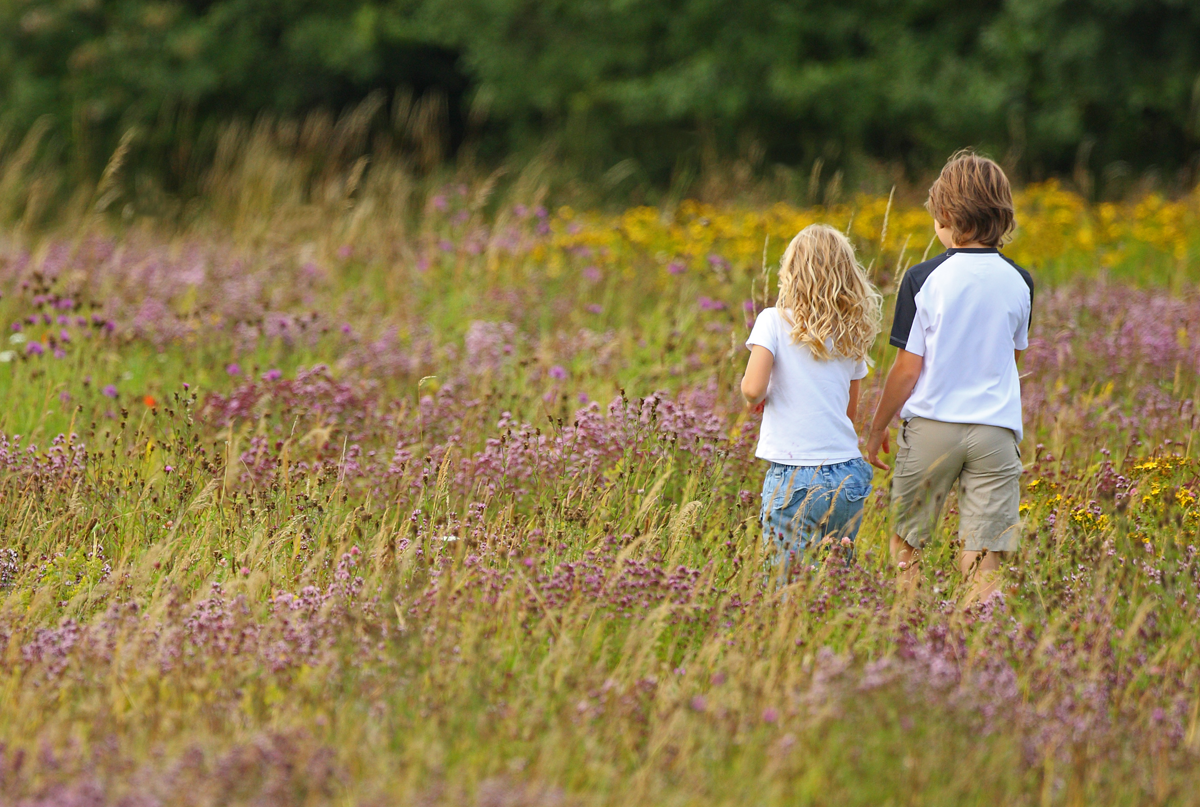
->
[[746, 307, 869, 466], [889, 247, 1034, 439]]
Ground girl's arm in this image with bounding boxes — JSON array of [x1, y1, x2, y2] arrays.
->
[[741, 346, 774, 406], [847, 378, 861, 422]]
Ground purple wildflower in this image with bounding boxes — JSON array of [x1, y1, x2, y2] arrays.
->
[[707, 253, 731, 272]]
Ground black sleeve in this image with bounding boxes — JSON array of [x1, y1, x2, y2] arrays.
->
[[1002, 255, 1035, 332], [1023, 270, 1034, 331], [889, 270, 919, 349]]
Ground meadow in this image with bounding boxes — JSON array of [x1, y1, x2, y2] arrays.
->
[[1, 150, 1199, 805]]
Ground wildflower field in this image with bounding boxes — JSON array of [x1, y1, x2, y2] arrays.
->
[[1, 166, 1200, 805]]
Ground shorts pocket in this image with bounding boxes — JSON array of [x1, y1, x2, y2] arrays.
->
[[893, 421, 915, 478]]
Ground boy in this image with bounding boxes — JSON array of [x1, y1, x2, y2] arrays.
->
[[865, 150, 1033, 603]]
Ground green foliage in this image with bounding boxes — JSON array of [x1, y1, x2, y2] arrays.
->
[[1, 0, 1199, 186]]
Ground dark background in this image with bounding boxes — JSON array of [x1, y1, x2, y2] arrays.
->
[[2, 0, 1199, 193]]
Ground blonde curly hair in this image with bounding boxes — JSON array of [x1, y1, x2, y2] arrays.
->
[[776, 224, 882, 362]]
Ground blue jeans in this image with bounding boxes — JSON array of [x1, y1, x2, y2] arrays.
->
[[760, 458, 874, 577]]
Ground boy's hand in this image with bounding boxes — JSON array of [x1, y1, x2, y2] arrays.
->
[[865, 427, 891, 471]]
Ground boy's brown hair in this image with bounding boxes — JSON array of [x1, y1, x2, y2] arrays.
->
[[926, 150, 1015, 247]]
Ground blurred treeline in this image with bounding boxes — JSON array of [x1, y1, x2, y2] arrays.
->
[[2, 0, 1200, 202]]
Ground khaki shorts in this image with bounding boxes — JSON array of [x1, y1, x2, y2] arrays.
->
[[892, 417, 1023, 552]]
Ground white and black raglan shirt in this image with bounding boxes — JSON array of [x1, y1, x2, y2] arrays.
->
[[890, 248, 1034, 439]]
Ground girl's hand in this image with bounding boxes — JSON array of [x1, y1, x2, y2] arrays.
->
[[751, 399, 765, 414]]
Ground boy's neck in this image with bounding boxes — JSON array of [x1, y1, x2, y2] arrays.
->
[[951, 241, 993, 250]]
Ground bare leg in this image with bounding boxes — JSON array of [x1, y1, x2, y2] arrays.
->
[[890, 533, 920, 597], [959, 549, 1005, 607]]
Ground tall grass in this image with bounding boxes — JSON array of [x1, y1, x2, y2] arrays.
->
[[0, 141, 1198, 805]]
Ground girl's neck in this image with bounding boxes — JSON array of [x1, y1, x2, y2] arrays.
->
[[953, 241, 993, 249]]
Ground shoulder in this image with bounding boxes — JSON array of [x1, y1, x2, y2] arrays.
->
[[748, 306, 784, 344], [754, 307, 784, 329], [899, 250, 953, 296], [997, 253, 1035, 295]]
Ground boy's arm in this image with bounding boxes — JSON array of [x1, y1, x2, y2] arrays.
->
[[847, 378, 861, 422], [741, 346, 774, 406], [865, 349, 924, 470]]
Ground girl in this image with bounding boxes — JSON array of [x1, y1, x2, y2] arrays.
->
[[741, 224, 883, 579]]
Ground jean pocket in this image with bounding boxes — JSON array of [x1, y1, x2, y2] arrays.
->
[[835, 459, 874, 502], [763, 465, 817, 512]]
